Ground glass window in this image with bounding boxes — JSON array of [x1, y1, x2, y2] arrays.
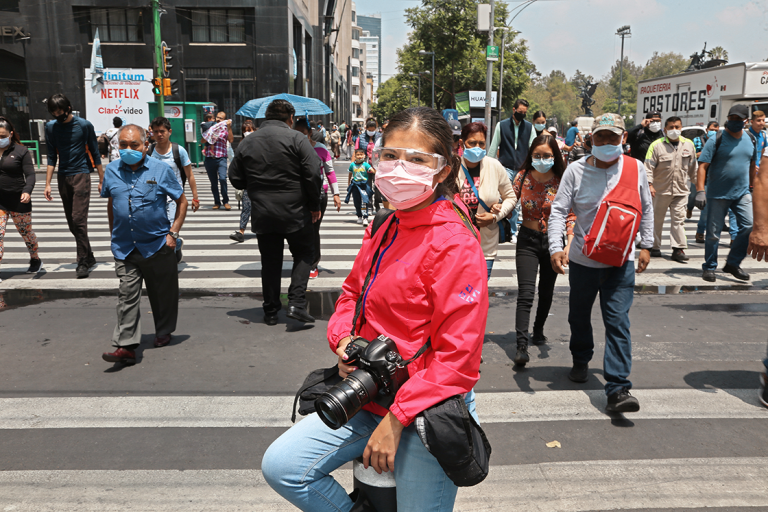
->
[[352, 86, 359, 95], [190, 9, 246, 43], [352, 67, 359, 77], [352, 48, 359, 59], [90, 8, 142, 42], [352, 29, 359, 41]]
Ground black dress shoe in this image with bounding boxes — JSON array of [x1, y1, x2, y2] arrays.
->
[[722, 263, 750, 281], [264, 314, 278, 326], [650, 249, 663, 258], [568, 362, 589, 383], [286, 306, 315, 323], [702, 269, 716, 282], [513, 344, 529, 366], [606, 388, 640, 413]]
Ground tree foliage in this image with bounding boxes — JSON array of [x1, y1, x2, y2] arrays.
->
[[641, 52, 689, 80], [709, 46, 729, 62]]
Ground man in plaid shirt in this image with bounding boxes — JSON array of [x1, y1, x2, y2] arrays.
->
[[203, 111, 234, 210]]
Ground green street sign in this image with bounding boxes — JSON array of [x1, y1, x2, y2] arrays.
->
[[486, 45, 499, 61]]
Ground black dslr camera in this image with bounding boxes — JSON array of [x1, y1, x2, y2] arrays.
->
[[315, 335, 410, 430]]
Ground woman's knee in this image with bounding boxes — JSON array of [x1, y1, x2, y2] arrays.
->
[[261, 439, 299, 492]]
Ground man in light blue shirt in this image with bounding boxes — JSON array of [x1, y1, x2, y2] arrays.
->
[[100, 124, 188, 366], [748, 111, 766, 169]]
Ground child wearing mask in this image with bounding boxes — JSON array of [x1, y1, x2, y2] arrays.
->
[[346, 148, 371, 226]]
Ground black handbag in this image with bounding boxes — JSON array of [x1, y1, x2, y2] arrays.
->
[[415, 395, 492, 487], [291, 365, 344, 423]]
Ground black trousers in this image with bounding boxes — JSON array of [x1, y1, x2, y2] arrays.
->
[[58, 173, 92, 263], [312, 192, 328, 270], [257, 222, 314, 315], [515, 226, 559, 345]]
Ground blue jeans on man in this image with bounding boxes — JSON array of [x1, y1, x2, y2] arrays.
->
[[688, 183, 738, 239], [568, 261, 635, 396], [703, 193, 753, 270], [204, 156, 229, 206]]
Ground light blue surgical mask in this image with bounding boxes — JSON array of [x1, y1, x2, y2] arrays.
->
[[120, 148, 144, 165], [532, 157, 554, 173], [534, 123, 546, 132], [0, 137, 10, 149], [463, 146, 486, 163], [591, 143, 623, 163], [707, 130, 717, 138]]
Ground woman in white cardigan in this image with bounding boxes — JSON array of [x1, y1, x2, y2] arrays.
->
[[455, 122, 518, 280]]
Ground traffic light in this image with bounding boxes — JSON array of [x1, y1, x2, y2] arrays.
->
[[162, 42, 173, 77], [152, 77, 162, 96], [162, 78, 171, 96]]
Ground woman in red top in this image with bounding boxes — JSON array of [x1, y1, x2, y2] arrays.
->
[[509, 133, 574, 366]]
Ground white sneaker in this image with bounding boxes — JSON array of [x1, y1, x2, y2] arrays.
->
[[363, 218, 369, 227], [511, 234, 518, 244], [357, 217, 363, 225]]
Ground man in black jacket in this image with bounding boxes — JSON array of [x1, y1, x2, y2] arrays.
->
[[229, 100, 322, 325], [627, 110, 663, 161]]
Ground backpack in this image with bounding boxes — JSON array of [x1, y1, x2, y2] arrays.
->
[[713, 129, 756, 157], [580, 156, 642, 267], [148, 142, 186, 187], [97, 134, 109, 157]]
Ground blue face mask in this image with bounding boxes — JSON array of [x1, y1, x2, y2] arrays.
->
[[591, 143, 623, 163], [707, 130, 717, 138], [534, 123, 546, 132], [463, 146, 486, 163], [120, 149, 144, 165], [725, 120, 744, 133], [532, 158, 554, 173]]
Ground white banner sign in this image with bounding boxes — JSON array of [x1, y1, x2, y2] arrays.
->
[[84, 68, 154, 135], [468, 91, 498, 108]]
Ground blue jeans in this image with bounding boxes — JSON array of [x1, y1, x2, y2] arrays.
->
[[504, 167, 522, 235], [204, 156, 229, 206], [568, 261, 635, 396], [486, 259, 494, 281], [688, 183, 738, 238], [345, 182, 369, 219], [703, 194, 753, 270], [262, 391, 477, 512]]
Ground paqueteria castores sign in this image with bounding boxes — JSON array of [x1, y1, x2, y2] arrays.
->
[[83, 68, 154, 134]]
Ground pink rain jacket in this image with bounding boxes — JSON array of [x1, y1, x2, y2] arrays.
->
[[328, 196, 488, 426]]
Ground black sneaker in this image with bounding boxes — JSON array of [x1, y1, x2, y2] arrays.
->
[[650, 249, 663, 258], [229, 231, 245, 243], [606, 388, 640, 413], [176, 237, 184, 263], [513, 344, 529, 366], [568, 362, 589, 383], [722, 263, 750, 281], [671, 248, 689, 263], [702, 269, 716, 282], [75, 262, 90, 278], [531, 331, 548, 345], [26, 258, 42, 274]]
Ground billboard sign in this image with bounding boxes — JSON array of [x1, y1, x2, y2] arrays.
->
[[84, 68, 153, 134]]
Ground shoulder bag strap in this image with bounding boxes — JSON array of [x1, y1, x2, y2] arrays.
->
[[513, 168, 530, 200], [450, 199, 480, 241], [461, 164, 491, 212]]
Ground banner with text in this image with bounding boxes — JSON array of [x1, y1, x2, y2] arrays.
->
[[83, 68, 153, 134]]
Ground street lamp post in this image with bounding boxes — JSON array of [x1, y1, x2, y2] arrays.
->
[[484, 0, 495, 130], [616, 25, 631, 117], [419, 50, 435, 109]]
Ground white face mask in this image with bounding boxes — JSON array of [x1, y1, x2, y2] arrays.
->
[[666, 129, 681, 141], [648, 122, 662, 133], [366, 130, 376, 137]]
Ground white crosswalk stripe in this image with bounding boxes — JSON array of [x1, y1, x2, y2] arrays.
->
[[1, 167, 764, 290]]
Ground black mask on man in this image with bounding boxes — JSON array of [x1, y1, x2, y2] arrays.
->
[[513, 111, 526, 122], [55, 110, 70, 123]]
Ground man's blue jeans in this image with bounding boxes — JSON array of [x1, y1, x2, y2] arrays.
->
[[703, 194, 753, 270], [568, 261, 635, 396], [204, 156, 229, 206], [262, 391, 477, 512], [688, 183, 738, 238]]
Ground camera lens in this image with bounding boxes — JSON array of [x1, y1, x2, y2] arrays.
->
[[315, 369, 380, 430]]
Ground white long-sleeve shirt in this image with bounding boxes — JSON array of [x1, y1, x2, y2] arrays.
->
[[548, 155, 654, 269]]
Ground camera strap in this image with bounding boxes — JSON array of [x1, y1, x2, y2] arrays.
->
[[398, 338, 432, 368]]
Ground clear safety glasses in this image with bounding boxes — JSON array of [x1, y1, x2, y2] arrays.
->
[[371, 147, 447, 172]]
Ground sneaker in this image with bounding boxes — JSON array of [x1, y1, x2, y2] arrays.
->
[[568, 362, 589, 383], [695, 233, 705, 243], [175, 238, 184, 263], [75, 262, 90, 279], [212, 205, 220, 210], [759, 373, 768, 408], [671, 248, 689, 263], [309, 268, 319, 279], [606, 388, 640, 413], [531, 331, 548, 345], [513, 344, 529, 366], [702, 269, 716, 282], [363, 218, 369, 227], [686, 209, 693, 219], [102, 347, 136, 365], [511, 234, 518, 244], [26, 258, 42, 274], [722, 263, 750, 281], [650, 249, 663, 258], [357, 217, 363, 225], [224, 204, 232, 210], [229, 231, 245, 243]]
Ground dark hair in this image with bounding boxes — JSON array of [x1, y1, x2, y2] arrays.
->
[[0, 117, 21, 145], [354, 147, 366, 154], [241, 120, 255, 133], [571, 120, 578, 127], [352, 124, 359, 136], [645, 111, 662, 119], [216, 111, 227, 119], [204, 113, 214, 121], [706, 121, 719, 130], [382, 107, 459, 198], [522, 133, 566, 179], [513, 99, 529, 110], [46, 93, 72, 115], [531, 110, 547, 123], [365, 117, 377, 129], [265, 99, 295, 122], [113, 116, 123, 128], [292, 116, 311, 133], [460, 121, 487, 142], [665, 116, 682, 127], [150, 116, 172, 131]]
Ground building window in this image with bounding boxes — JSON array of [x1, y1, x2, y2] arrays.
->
[[352, 11, 356, 22], [89, 8, 142, 42], [184, 68, 254, 135], [352, 29, 359, 41], [352, 48, 359, 59], [191, 9, 245, 43], [352, 67, 359, 77], [352, 85, 359, 95]]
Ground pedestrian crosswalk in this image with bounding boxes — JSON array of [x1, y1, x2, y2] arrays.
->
[[1, 163, 766, 290]]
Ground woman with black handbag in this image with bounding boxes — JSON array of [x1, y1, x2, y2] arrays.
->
[[455, 121, 517, 280], [508, 133, 575, 366], [262, 108, 489, 511]]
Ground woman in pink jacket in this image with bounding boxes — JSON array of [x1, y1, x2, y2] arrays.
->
[[262, 108, 488, 511]]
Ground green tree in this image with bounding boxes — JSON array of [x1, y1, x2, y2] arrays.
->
[[603, 57, 642, 124], [641, 51, 689, 80], [370, 77, 412, 121], [709, 46, 729, 63]]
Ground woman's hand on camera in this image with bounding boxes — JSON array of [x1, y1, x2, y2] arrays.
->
[[335, 337, 357, 378], [363, 412, 404, 474]]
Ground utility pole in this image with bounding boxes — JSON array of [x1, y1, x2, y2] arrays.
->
[[616, 25, 631, 118], [484, 0, 495, 130], [496, 27, 510, 117], [152, 0, 164, 112]]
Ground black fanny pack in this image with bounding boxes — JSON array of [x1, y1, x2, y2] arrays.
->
[[415, 395, 492, 487]]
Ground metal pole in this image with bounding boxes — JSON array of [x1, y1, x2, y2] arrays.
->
[[617, 33, 625, 116], [152, 0, 164, 112], [484, 0, 494, 130], [497, 28, 506, 116], [431, 54, 435, 109]]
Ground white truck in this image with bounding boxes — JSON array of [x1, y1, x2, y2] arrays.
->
[[636, 62, 768, 127]]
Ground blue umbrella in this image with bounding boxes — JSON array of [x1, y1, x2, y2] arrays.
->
[[236, 94, 333, 119]]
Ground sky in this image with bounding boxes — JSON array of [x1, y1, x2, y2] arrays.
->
[[353, 0, 768, 84]]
